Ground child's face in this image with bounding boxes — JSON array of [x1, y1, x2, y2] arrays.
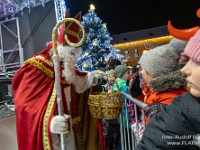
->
[[139, 66, 154, 84], [122, 71, 130, 80], [108, 73, 115, 84], [181, 59, 200, 97]]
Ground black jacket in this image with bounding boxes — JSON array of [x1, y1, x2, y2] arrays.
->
[[136, 93, 200, 150], [127, 74, 142, 97]]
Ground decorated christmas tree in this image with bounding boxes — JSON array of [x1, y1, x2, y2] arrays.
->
[[77, 5, 123, 71]]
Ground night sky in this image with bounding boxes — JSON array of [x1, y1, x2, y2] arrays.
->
[[65, 0, 200, 35]]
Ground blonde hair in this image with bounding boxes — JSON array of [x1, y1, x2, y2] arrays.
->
[[184, 82, 191, 92]]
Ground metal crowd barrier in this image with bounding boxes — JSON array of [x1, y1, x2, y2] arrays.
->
[[119, 92, 148, 150], [0, 72, 14, 80], [0, 72, 14, 85], [0, 72, 14, 114]]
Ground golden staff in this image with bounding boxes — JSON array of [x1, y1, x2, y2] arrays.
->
[[52, 18, 86, 150]]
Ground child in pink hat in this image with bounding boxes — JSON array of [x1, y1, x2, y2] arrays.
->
[[136, 29, 200, 150]]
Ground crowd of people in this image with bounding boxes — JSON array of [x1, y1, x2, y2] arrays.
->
[[135, 29, 200, 150], [97, 31, 200, 150], [11, 8, 200, 150]]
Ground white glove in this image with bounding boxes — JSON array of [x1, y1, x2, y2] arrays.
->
[[92, 70, 104, 84], [50, 114, 70, 134], [92, 70, 104, 79]]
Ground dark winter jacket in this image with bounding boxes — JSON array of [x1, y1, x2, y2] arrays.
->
[[136, 93, 200, 150], [127, 74, 142, 97]]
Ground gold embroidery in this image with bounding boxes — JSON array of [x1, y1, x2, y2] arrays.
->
[[35, 55, 54, 67], [24, 59, 54, 78], [66, 130, 72, 137], [66, 30, 79, 38], [72, 116, 81, 125], [64, 11, 81, 39], [24, 57, 69, 85], [43, 83, 56, 150], [61, 80, 69, 85]]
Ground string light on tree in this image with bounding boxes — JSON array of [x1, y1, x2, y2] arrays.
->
[[83, 64, 88, 67], [103, 23, 107, 28], [105, 58, 109, 61], [92, 39, 98, 46], [89, 4, 95, 12], [84, 52, 89, 56]]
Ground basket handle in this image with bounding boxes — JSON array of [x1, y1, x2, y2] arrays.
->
[[90, 73, 120, 93]]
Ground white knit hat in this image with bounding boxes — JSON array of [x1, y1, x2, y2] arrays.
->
[[169, 38, 188, 54], [139, 44, 180, 77]]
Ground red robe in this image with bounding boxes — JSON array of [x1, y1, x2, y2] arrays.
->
[[12, 44, 87, 150]]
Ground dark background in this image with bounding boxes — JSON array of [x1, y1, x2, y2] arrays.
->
[[65, 0, 200, 34], [2, 0, 200, 62]]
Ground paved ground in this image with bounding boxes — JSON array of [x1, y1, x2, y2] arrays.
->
[[0, 115, 17, 150], [0, 108, 15, 119]]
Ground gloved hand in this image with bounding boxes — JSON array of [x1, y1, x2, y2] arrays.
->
[[93, 70, 104, 78], [144, 102, 168, 119], [92, 70, 104, 84], [50, 114, 70, 134]]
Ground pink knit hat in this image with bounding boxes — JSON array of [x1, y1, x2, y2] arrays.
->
[[184, 29, 200, 63]]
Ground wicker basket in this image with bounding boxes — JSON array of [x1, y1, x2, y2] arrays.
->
[[88, 74, 123, 119]]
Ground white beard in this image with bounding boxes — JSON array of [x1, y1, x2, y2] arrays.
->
[[56, 45, 82, 84]]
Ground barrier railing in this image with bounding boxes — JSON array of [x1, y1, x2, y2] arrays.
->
[[119, 92, 148, 150]]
